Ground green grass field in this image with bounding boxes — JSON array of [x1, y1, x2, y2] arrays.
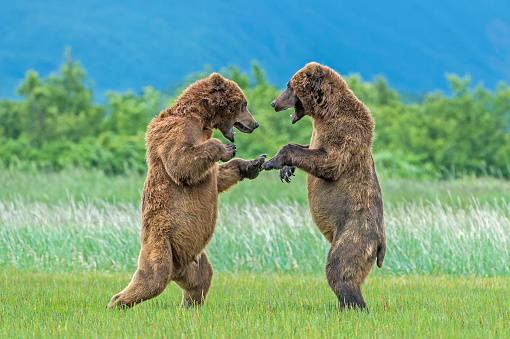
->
[[2, 271, 509, 338], [1, 169, 510, 337]]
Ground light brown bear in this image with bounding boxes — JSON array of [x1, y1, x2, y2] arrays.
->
[[262, 62, 386, 310], [108, 73, 266, 308]]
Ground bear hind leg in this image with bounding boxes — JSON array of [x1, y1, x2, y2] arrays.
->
[[174, 251, 213, 307], [108, 239, 173, 308], [334, 280, 366, 310], [326, 239, 375, 310]]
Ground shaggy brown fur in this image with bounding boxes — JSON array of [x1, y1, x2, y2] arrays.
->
[[108, 73, 266, 308], [263, 62, 386, 310]]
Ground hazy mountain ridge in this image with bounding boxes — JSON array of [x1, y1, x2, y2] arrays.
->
[[1, 0, 509, 100]]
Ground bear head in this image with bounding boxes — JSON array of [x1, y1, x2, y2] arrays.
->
[[271, 62, 346, 124], [181, 73, 259, 142]]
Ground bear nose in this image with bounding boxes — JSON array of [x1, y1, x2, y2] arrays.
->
[[254, 122, 259, 129], [271, 102, 276, 108]]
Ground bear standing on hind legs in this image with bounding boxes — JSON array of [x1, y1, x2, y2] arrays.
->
[[262, 62, 386, 310], [108, 73, 266, 309]]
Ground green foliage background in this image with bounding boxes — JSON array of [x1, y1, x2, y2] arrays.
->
[[1, 51, 510, 178]]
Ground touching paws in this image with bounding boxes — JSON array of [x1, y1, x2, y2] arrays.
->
[[240, 154, 267, 180], [261, 144, 293, 171], [220, 144, 237, 162], [261, 144, 297, 183], [261, 155, 284, 171]]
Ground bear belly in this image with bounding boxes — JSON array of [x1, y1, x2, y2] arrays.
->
[[142, 170, 218, 267], [307, 175, 355, 243]]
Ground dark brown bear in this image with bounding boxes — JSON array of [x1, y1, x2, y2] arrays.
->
[[262, 62, 386, 310], [108, 73, 266, 308]]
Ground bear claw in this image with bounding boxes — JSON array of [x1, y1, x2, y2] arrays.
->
[[279, 166, 295, 183]]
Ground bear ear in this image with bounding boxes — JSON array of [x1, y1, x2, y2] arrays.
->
[[209, 73, 225, 86], [303, 67, 328, 107], [307, 71, 323, 92], [207, 73, 229, 107]]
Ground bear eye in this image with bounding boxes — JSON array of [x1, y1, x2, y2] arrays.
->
[[242, 101, 247, 109]]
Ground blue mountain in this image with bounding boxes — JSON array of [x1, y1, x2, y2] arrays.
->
[[1, 0, 510, 100]]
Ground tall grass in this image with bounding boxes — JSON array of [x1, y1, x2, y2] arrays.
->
[[0, 166, 146, 204], [2, 166, 510, 205], [1, 197, 509, 276], [386, 198, 510, 275]]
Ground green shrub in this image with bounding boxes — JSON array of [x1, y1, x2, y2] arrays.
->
[[1, 51, 509, 178]]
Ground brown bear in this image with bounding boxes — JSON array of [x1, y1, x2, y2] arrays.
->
[[108, 73, 266, 308], [262, 62, 386, 310]]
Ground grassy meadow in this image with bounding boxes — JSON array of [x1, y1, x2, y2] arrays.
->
[[1, 167, 510, 337], [1, 272, 509, 337]]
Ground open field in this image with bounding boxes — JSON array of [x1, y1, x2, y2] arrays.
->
[[1, 169, 510, 337], [1, 271, 509, 338]]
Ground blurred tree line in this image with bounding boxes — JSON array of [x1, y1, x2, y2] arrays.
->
[[1, 51, 510, 178]]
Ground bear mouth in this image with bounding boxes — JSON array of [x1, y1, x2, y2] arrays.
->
[[221, 126, 236, 142], [234, 122, 254, 134], [221, 122, 255, 142], [291, 100, 305, 124]]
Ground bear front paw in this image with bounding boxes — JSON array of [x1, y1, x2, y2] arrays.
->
[[261, 156, 284, 171], [220, 144, 237, 162], [241, 154, 267, 180]]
